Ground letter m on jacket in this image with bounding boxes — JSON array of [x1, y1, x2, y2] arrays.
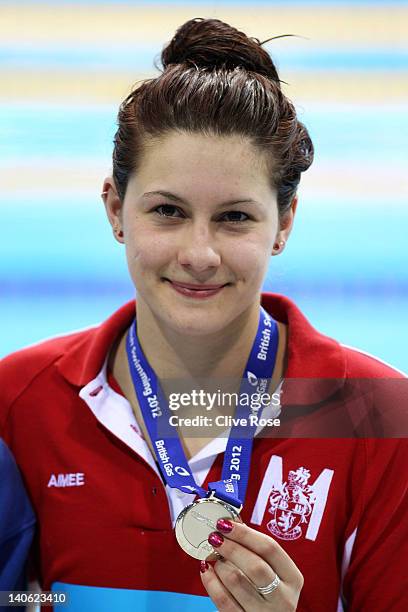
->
[[250, 455, 334, 541]]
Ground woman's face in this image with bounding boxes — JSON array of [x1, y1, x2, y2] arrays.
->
[[104, 132, 295, 336]]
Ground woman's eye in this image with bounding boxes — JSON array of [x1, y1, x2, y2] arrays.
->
[[152, 206, 250, 223], [154, 204, 184, 218], [221, 211, 250, 223]]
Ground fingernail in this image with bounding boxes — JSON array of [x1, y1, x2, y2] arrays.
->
[[200, 560, 209, 573], [216, 518, 234, 533], [208, 531, 224, 548]]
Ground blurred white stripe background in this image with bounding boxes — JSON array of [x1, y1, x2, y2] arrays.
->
[[1, 1, 407, 371]]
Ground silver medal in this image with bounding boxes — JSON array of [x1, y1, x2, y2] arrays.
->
[[175, 494, 241, 560]]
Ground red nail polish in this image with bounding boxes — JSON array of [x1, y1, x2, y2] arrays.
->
[[200, 561, 209, 573], [208, 531, 224, 548], [216, 518, 233, 533]]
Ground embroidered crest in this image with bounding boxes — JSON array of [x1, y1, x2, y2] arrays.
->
[[266, 466, 316, 541]]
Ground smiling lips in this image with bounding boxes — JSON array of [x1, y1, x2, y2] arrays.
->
[[165, 279, 228, 299]]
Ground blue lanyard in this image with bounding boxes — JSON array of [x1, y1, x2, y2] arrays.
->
[[126, 307, 279, 509]]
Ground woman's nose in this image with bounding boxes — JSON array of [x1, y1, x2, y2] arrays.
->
[[177, 223, 221, 272]]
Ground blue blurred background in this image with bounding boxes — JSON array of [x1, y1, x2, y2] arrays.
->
[[1, 0, 407, 371]]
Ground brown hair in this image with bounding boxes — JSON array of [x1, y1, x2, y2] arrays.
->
[[112, 18, 314, 216]]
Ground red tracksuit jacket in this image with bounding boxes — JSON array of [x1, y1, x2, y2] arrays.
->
[[0, 293, 406, 611]]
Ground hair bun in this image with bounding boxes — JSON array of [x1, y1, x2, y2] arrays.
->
[[161, 18, 281, 83]]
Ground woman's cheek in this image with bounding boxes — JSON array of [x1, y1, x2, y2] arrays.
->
[[128, 234, 173, 276], [232, 238, 270, 280]]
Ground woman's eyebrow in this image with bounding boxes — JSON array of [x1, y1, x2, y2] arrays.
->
[[142, 190, 260, 207]]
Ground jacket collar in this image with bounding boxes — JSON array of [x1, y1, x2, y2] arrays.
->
[[56, 293, 346, 404]]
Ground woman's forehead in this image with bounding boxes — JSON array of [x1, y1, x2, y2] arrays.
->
[[132, 131, 272, 193]]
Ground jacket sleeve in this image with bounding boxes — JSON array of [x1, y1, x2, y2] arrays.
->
[[341, 438, 408, 611], [0, 439, 36, 592]]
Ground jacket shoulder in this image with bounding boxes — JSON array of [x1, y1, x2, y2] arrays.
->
[[0, 326, 97, 411], [341, 343, 406, 378]]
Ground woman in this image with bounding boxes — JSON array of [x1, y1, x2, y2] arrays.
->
[[0, 17, 406, 612]]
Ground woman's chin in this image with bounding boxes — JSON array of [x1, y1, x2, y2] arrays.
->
[[164, 315, 227, 337]]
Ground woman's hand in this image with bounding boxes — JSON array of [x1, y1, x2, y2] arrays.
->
[[200, 519, 304, 611]]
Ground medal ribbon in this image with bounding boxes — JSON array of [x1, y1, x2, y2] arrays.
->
[[126, 306, 279, 509]]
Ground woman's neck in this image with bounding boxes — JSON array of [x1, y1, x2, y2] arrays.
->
[[110, 296, 288, 390], [134, 297, 261, 381]]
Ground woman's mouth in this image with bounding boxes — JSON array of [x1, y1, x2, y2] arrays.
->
[[163, 279, 228, 299]]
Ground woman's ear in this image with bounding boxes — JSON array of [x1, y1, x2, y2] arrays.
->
[[281, 194, 298, 235], [271, 195, 298, 256], [100, 177, 125, 244]]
